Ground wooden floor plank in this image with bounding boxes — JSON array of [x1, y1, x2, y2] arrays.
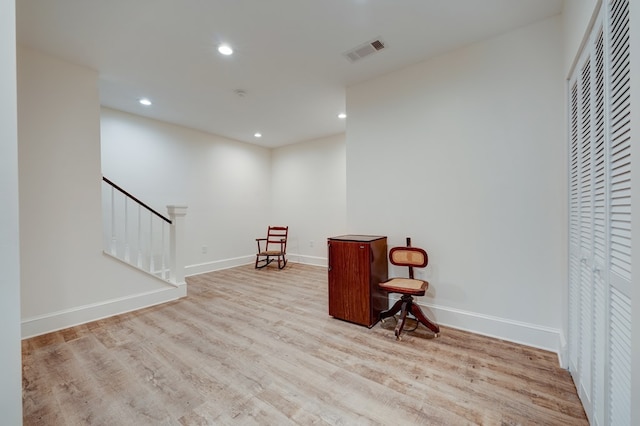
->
[[23, 263, 587, 425]]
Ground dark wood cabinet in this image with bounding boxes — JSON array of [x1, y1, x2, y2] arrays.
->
[[327, 235, 388, 327]]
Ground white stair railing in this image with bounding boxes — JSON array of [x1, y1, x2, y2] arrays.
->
[[102, 177, 187, 285]]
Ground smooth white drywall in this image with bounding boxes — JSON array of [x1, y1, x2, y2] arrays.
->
[[100, 108, 271, 269], [346, 17, 565, 332], [18, 47, 175, 325], [0, 0, 23, 421], [271, 134, 347, 263]]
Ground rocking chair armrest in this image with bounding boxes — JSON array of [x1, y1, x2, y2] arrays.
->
[[256, 238, 267, 252], [255, 237, 287, 253]]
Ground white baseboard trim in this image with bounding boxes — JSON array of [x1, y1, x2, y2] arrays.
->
[[388, 296, 563, 360], [557, 331, 568, 368], [185, 255, 254, 276], [287, 254, 327, 267], [21, 284, 186, 339], [185, 254, 328, 276]]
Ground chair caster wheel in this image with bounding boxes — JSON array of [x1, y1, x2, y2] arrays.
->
[[434, 333, 440, 338]]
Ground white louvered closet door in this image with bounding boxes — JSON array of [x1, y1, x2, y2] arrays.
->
[[591, 27, 607, 426], [568, 78, 580, 384], [567, 1, 632, 425], [606, 0, 632, 424], [569, 37, 597, 421]]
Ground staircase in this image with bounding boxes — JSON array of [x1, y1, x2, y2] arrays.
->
[[101, 177, 187, 285]]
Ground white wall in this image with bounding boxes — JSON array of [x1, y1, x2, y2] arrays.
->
[[18, 47, 184, 338], [100, 108, 272, 275], [346, 16, 565, 351], [101, 111, 346, 272], [271, 134, 347, 265], [0, 0, 23, 421]]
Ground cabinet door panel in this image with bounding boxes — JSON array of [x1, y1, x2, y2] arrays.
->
[[328, 241, 371, 325]]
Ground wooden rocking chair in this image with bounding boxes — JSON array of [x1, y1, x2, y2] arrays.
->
[[255, 226, 288, 269]]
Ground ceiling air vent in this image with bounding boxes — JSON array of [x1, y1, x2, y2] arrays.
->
[[343, 38, 386, 62]]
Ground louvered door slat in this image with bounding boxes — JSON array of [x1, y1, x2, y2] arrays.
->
[[610, 50, 629, 79], [568, 79, 581, 370], [593, 27, 607, 266], [593, 271, 606, 423], [611, 142, 631, 161], [607, 0, 631, 424], [611, 123, 631, 145], [610, 5, 628, 46], [577, 54, 595, 409], [609, 286, 631, 426], [611, 163, 631, 182], [568, 256, 581, 369], [610, 123, 630, 144], [579, 57, 593, 264], [590, 27, 607, 425], [608, 0, 631, 287], [611, 84, 630, 111]]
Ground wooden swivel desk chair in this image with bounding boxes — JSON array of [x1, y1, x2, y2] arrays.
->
[[378, 238, 440, 340]]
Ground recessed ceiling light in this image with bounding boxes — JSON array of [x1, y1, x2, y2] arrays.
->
[[254, 132, 262, 138], [218, 44, 233, 55], [338, 113, 347, 119], [139, 98, 152, 106]]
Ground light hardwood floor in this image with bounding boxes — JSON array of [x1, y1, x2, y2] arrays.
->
[[22, 263, 587, 425]]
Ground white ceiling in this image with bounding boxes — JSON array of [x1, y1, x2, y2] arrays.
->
[[16, 0, 563, 148]]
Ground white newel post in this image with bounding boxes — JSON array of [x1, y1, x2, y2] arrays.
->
[[167, 205, 188, 285]]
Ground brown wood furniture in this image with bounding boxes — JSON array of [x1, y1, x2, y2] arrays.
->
[[255, 226, 288, 269], [327, 235, 388, 327], [378, 237, 440, 339]]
